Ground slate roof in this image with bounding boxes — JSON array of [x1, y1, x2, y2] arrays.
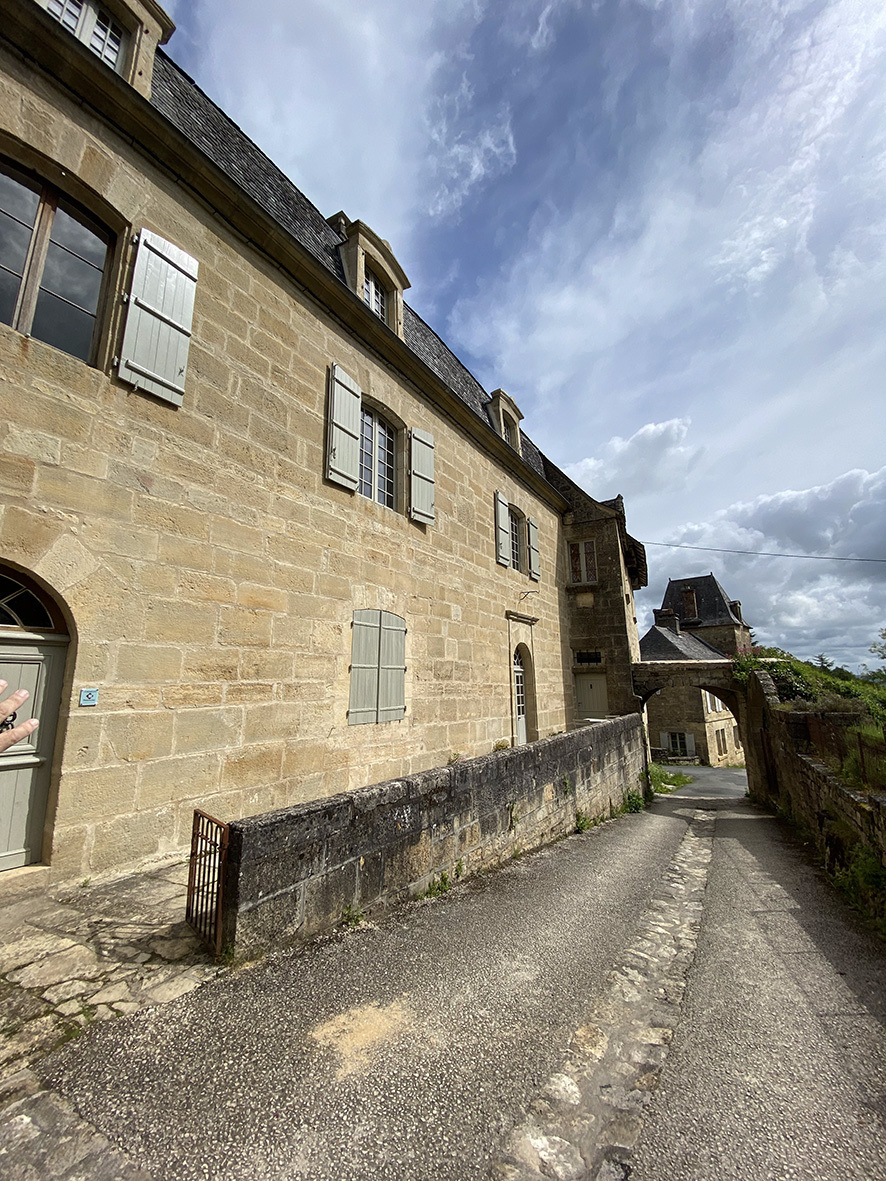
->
[[149, 51, 552, 478], [639, 626, 727, 662], [659, 574, 745, 627]]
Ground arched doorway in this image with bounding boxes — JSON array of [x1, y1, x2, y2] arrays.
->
[[0, 568, 69, 871], [512, 644, 538, 747]]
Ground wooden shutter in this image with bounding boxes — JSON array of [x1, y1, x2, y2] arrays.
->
[[377, 612, 407, 722], [348, 610, 381, 725], [527, 517, 540, 581], [118, 229, 198, 407], [659, 732, 669, 751], [326, 363, 362, 490], [409, 429, 435, 524], [495, 491, 510, 566], [685, 733, 696, 756]]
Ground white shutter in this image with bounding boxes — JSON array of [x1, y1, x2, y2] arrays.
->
[[348, 610, 381, 725], [685, 733, 696, 756], [326, 364, 362, 490], [118, 229, 198, 407], [377, 612, 407, 722], [409, 429, 435, 524], [495, 491, 510, 566], [527, 517, 540, 581]]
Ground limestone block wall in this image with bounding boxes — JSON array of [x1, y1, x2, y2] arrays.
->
[[222, 716, 646, 954], [745, 672, 886, 873], [0, 41, 627, 881]]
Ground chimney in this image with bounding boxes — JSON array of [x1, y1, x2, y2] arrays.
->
[[654, 608, 680, 634]]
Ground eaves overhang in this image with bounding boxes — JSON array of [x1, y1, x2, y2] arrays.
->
[[1, 3, 567, 513]]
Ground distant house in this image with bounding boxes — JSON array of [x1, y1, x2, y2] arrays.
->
[[0, 0, 647, 881], [640, 575, 751, 765]]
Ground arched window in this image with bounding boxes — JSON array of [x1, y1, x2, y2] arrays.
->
[[0, 158, 111, 363], [359, 407, 396, 508], [0, 572, 57, 630]]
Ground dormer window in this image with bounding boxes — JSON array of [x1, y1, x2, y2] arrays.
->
[[489, 389, 524, 456], [37, 0, 127, 71], [363, 267, 386, 322]]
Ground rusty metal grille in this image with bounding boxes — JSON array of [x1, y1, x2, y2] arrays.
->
[[186, 809, 229, 955]]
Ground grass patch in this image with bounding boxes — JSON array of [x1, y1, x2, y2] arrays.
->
[[648, 762, 694, 794]]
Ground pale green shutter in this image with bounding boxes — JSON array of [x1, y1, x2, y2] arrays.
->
[[660, 732, 668, 750], [348, 610, 381, 725], [495, 491, 510, 566], [409, 429, 435, 524], [527, 517, 540, 581], [377, 612, 407, 722], [685, 733, 696, 756], [118, 229, 198, 407], [326, 364, 361, 490]]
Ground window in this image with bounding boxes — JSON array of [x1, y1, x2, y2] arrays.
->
[[705, 691, 723, 714], [326, 364, 435, 522], [348, 610, 406, 725], [568, 540, 597, 585], [733, 726, 741, 749], [495, 491, 540, 580], [363, 267, 386, 321], [0, 159, 110, 363], [668, 732, 688, 756], [715, 729, 727, 757], [38, 0, 126, 71], [509, 507, 524, 570], [0, 573, 54, 629], [574, 650, 602, 665], [360, 408, 396, 508]]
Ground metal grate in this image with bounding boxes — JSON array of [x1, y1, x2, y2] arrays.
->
[[186, 809, 229, 956]]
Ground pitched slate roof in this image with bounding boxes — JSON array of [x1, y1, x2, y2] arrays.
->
[[660, 574, 745, 627], [639, 626, 727, 662], [149, 51, 554, 477]]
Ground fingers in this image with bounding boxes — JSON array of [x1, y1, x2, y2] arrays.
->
[[0, 682, 39, 753], [0, 683, 31, 721], [0, 716, 39, 753]]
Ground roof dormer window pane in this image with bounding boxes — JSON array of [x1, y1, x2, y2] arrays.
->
[[38, 0, 126, 73], [90, 9, 124, 67], [363, 267, 386, 321]]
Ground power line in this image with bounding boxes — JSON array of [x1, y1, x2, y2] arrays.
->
[[643, 541, 886, 563]]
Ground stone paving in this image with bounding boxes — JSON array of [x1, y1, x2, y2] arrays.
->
[[0, 858, 224, 1107], [489, 809, 715, 1181]]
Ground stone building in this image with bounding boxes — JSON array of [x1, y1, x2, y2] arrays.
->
[[0, 0, 646, 882], [640, 575, 750, 765]]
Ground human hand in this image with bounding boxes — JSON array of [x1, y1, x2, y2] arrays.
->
[[0, 681, 39, 753]]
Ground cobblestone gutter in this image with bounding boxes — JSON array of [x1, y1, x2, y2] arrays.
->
[[490, 809, 714, 1181]]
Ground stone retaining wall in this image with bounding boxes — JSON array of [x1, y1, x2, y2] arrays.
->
[[221, 716, 645, 954], [746, 670, 886, 872]]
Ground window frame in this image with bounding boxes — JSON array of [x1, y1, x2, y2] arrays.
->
[[36, 0, 129, 74], [363, 266, 387, 322], [0, 157, 113, 367], [568, 539, 598, 585], [359, 405, 397, 509]]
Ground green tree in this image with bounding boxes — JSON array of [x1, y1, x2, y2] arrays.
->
[[815, 653, 834, 670], [871, 628, 886, 662]]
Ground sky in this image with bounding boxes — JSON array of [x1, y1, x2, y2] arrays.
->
[[163, 0, 886, 671]]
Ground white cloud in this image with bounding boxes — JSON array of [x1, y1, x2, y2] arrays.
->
[[565, 418, 704, 501], [639, 467, 886, 670]]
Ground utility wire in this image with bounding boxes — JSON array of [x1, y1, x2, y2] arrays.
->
[[643, 541, 886, 563]]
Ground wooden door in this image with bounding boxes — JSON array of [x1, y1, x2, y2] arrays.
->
[[0, 636, 66, 870]]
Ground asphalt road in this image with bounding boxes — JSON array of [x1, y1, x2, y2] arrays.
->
[[25, 766, 886, 1180]]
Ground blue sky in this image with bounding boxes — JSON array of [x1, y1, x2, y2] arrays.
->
[[164, 0, 885, 670]]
